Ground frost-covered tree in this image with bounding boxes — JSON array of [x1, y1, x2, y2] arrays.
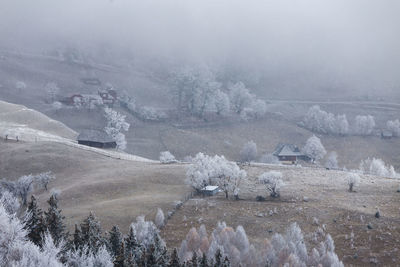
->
[[359, 157, 397, 178], [45, 82, 60, 103], [0, 190, 20, 215], [325, 151, 338, 170], [155, 208, 165, 229], [124, 225, 141, 264], [303, 105, 349, 135], [347, 173, 360, 192], [214, 90, 231, 116], [107, 225, 122, 257], [44, 194, 67, 246], [229, 82, 254, 114], [170, 66, 219, 117], [13, 174, 34, 206], [186, 153, 246, 199], [302, 135, 327, 163], [103, 108, 130, 150], [354, 115, 375, 136], [80, 211, 104, 253], [258, 171, 284, 198], [387, 119, 400, 137], [160, 151, 176, 164], [239, 140, 257, 163], [130, 215, 162, 250], [259, 153, 279, 164], [0, 198, 64, 267], [65, 245, 113, 267], [35, 171, 55, 191], [25, 195, 45, 246], [16, 81, 27, 91]]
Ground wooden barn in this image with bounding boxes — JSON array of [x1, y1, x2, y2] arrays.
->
[[77, 129, 116, 149], [273, 144, 308, 163]]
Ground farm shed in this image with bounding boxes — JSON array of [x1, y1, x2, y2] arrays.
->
[[77, 129, 116, 149], [201, 186, 220, 196]]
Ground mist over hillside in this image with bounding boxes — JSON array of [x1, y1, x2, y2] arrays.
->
[[1, 1, 400, 266], [1, 0, 400, 100]]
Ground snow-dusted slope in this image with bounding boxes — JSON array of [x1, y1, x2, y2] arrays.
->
[[0, 100, 155, 162]]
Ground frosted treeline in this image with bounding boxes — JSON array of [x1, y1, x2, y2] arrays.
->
[[178, 221, 344, 267], [304, 105, 376, 136], [359, 158, 398, 178], [170, 67, 267, 120]]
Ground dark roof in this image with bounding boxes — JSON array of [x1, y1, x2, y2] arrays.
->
[[273, 144, 304, 157], [77, 129, 115, 143]]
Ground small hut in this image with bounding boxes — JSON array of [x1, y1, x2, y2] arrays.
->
[[201, 186, 220, 196], [77, 130, 116, 148]]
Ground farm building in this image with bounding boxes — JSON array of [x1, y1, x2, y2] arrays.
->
[[381, 130, 393, 139], [201, 185, 220, 196], [273, 144, 308, 163], [77, 129, 116, 148]]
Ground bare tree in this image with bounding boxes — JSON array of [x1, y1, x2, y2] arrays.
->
[[258, 171, 284, 198]]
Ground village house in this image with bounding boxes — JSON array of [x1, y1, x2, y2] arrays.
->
[[273, 144, 308, 164]]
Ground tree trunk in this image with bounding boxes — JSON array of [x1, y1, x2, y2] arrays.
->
[[225, 191, 228, 199]]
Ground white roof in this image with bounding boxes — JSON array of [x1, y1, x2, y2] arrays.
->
[[202, 185, 219, 191]]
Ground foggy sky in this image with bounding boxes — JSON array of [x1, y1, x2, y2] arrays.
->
[[1, 0, 400, 96]]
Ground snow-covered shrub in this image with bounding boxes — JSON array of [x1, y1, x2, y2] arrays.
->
[[240, 140, 257, 163], [259, 153, 279, 164], [359, 158, 398, 178], [155, 208, 165, 228], [325, 151, 338, 170], [387, 119, 400, 137], [16, 81, 27, 90], [302, 135, 326, 163], [136, 106, 168, 121], [347, 173, 360, 192], [159, 151, 176, 164], [258, 171, 284, 198], [354, 115, 375, 136]]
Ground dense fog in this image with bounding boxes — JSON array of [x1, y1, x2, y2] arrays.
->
[[1, 0, 400, 98]]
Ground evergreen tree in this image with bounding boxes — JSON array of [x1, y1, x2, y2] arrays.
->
[[199, 253, 208, 267], [80, 211, 104, 253], [24, 195, 45, 246], [214, 249, 222, 267], [114, 241, 126, 267], [44, 194, 67, 245], [108, 225, 123, 257], [190, 252, 198, 267], [222, 256, 230, 267], [168, 248, 181, 267], [125, 225, 141, 264], [145, 244, 157, 266], [153, 232, 169, 266], [73, 224, 83, 250]]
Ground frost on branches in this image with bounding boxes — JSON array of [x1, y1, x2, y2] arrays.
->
[[159, 151, 177, 164], [258, 171, 284, 198], [387, 119, 400, 137], [178, 221, 344, 267], [359, 158, 398, 178], [325, 151, 339, 170], [302, 135, 327, 163], [103, 108, 130, 150], [354, 115, 375, 136], [186, 153, 247, 199], [239, 140, 257, 163], [347, 173, 360, 192], [303, 105, 349, 135]]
